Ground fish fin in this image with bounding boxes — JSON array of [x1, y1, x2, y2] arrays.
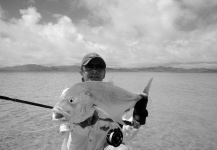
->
[[108, 79, 114, 85], [125, 108, 131, 113], [108, 73, 118, 84], [93, 105, 126, 125], [94, 105, 111, 118], [143, 78, 153, 95], [114, 116, 126, 125]]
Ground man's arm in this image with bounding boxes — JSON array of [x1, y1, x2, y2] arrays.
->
[[133, 93, 148, 127], [121, 94, 148, 141]]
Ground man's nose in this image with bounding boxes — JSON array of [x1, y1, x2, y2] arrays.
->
[[92, 69, 97, 73]]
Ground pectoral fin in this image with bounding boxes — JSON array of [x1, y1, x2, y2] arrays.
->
[[93, 105, 126, 125], [113, 116, 126, 125]]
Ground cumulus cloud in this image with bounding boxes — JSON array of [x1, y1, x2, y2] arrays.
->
[[174, 0, 217, 31], [73, 0, 217, 68], [0, 4, 4, 18], [0, 7, 91, 67], [27, 0, 36, 4], [0, 0, 217, 68]]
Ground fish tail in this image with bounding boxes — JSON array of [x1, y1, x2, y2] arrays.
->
[[143, 78, 153, 95]]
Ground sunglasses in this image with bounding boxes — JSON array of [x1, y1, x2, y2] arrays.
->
[[83, 65, 105, 72]]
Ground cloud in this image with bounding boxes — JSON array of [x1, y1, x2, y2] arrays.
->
[[46, 0, 59, 2], [0, 0, 217, 68], [19, 7, 41, 25], [0, 4, 4, 18], [0, 7, 89, 67], [174, 0, 217, 31], [27, 0, 36, 4], [72, 0, 217, 68]]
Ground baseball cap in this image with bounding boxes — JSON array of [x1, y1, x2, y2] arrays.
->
[[81, 53, 106, 68]]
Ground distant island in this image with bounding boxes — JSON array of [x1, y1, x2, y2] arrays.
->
[[0, 64, 217, 73]]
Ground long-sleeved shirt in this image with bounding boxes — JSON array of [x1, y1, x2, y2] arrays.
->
[[59, 113, 139, 150], [57, 87, 140, 150]]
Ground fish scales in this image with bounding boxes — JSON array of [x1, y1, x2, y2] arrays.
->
[[81, 81, 138, 103], [52, 79, 153, 125]]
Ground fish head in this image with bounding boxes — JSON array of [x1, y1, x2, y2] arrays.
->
[[52, 84, 95, 124]]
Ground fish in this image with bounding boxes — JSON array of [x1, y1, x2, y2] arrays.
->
[[52, 78, 153, 126]]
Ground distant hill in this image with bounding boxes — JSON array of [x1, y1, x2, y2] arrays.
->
[[0, 64, 217, 73], [0, 64, 80, 72]]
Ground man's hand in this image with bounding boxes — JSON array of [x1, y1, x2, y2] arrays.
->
[[133, 93, 148, 126]]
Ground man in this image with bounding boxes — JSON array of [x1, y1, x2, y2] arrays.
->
[[59, 53, 148, 150]]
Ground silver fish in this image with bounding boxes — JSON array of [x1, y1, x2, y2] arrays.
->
[[52, 78, 153, 125]]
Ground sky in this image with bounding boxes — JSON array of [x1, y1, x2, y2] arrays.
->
[[0, 0, 217, 68]]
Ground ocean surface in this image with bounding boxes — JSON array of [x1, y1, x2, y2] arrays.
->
[[0, 72, 217, 150]]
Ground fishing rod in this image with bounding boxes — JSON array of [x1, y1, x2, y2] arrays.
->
[[0, 95, 53, 109]]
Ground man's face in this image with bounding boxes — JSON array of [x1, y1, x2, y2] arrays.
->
[[81, 59, 106, 81]]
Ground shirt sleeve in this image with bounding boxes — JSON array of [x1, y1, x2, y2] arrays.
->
[[121, 115, 140, 141]]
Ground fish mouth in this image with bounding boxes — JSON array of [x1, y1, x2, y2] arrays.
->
[[52, 107, 69, 121], [53, 112, 64, 119]]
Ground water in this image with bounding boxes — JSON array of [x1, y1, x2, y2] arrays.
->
[[0, 72, 217, 150]]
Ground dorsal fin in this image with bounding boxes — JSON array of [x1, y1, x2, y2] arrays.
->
[[108, 73, 118, 84], [108, 80, 114, 85]]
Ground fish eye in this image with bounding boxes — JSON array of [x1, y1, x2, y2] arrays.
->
[[68, 99, 74, 103]]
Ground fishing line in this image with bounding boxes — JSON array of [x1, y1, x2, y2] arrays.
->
[[0, 125, 59, 133], [149, 96, 154, 104], [20, 125, 59, 133]]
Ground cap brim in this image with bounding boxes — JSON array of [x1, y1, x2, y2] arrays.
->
[[83, 57, 106, 68]]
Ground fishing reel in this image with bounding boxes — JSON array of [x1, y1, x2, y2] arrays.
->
[[106, 128, 123, 147]]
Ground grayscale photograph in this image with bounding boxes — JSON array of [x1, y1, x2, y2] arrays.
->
[[0, 0, 217, 150]]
